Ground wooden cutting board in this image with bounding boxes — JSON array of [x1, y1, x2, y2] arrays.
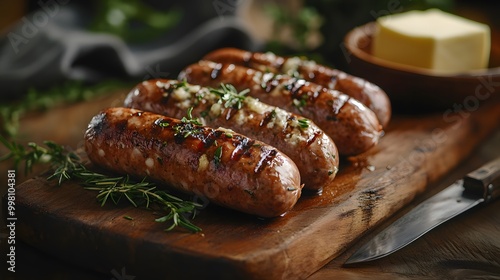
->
[[11, 96, 500, 280]]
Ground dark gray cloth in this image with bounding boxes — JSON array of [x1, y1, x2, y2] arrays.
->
[[0, 1, 259, 97]]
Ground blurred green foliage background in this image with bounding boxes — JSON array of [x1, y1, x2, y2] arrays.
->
[[265, 0, 455, 67]]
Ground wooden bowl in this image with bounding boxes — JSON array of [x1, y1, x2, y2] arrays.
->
[[343, 22, 500, 112]]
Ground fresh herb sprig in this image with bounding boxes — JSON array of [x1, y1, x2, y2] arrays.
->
[[210, 84, 250, 110], [0, 80, 131, 138], [173, 107, 203, 138], [0, 137, 81, 183], [0, 136, 202, 232], [80, 172, 201, 232], [180, 107, 202, 126]]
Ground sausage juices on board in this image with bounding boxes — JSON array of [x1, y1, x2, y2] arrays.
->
[[178, 61, 382, 156], [124, 79, 339, 192], [84, 107, 302, 218], [203, 47, 391, 128]]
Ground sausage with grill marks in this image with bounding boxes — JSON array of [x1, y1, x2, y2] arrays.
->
[[124, 79, 339, 192], [203, 47, 391, 128], [178, 61, 382, 156], [84, 107, 302, 218]]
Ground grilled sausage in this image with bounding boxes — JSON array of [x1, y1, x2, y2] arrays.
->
[[178, 61, 382, 156], [124, 79, 339, 192], [203, 47, 391, 128], [84, 107, 302, 217]]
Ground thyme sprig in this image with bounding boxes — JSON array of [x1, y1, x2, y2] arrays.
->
[[180, 107, 202, 126], [0, 136, 202, 232], [210, 83, 250, 110], [173, 107, 203, 138]]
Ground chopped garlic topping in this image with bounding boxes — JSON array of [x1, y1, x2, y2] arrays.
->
[[268, 108, 288, 129], [145, 158, 155, 168], [252, 71, 263, 84], [217, 127, 236, 136], [198, 154, 209, 172], [210, 102, 222, 117], [245, 97, 268, 114], [172, 86, 191, 101], [233, 110, 246, 126], [299, 59, 317, 70], [263, 51, 278, 62], [282, 57, 302, 76]]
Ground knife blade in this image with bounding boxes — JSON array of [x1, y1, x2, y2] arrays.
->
[[345, 157, 500, 265]]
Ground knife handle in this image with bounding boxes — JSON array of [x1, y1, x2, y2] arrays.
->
[[463, 157, 500, 202]]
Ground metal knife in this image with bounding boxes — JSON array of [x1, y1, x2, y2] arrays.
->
[[345, 157, 500, 265]]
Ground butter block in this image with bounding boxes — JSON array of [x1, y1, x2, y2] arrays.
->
[[372, 9, 490, 74]]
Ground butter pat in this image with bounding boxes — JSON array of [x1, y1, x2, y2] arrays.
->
[[372, 9, 490, 74]]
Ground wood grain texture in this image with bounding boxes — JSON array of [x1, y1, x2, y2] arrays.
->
[[3, 98, 500, 280], [311, 135, 500, 280]]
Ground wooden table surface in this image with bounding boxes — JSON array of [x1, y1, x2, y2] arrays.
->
[[1, 1, 500, 278], [312, 131, 500, 280], [0, 88, 499, 279]]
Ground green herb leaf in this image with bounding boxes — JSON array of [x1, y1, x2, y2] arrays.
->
[[0, 136, 202, 233], [214, 146, 222, 167], [0, 80, 131, 138], [157, 120, 170, 127], [181, 107, 202, 126], [297, 118, 309, 129], [173, 107, 203, 139], [210, 84, 249, 110], [292, 95, 308, 111]]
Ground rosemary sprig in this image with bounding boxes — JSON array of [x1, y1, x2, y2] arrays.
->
[[80, 172, 202, 232], [0, 80, 131, 138], [0, 136, 202, 232], [0, 136, 81, 181], [210, 83, 250, 110]]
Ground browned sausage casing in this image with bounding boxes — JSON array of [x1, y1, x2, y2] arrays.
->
[[178, 61, 382, 156], [84, 107, 302, 217], [124, 79, 339, 192], [203, 47, 391, 128]]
